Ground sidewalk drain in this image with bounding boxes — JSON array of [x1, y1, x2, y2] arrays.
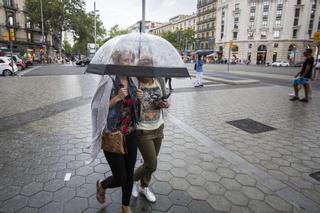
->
[[227, 118, 276, 134], [310, 172, 320, 182]]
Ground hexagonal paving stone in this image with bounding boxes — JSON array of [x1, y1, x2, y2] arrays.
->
[[188, 200, 214, 213], [44, 179, 65, 192], [0, 185, 21, 201], [53, 187, 76, 202], [0, 195, 28, 212], [249, 200, 276, 213], [230, 205, 254, 213], [48, 163, 66, 172], [242, 186, 265, 200], [76, 166, 94, 176], [151, 181, 173, 195], [170, 159, 187, 168], [204, 181, 226, 195], [187, 186, 209, 200], [168, 190, 192, 206], [76, 183, 96, 198], [220, 178, 242, 190], [207, 195, 231, 212], [85, 172, 103, 184], [265, 195, 293, 212], [201, 171, 222, 182], [88, 194, 111, 209], [185, 165, 203, 174], [216, 168, 236, 178], [168, 205, 191, 213], [154, 170, 173, 182], [199, 162, 218, 172], [186, 174, 206, 186], [17, 206, 39, 213], [28, 191, 53, 208], [157, 162, 173, 171], [64, 197, 88, 213], [65, 175, 86, 187], [235, 174, 257, 186], [151, 195, 172, 212], [94, 164, 110, 174], [169, 177, 190, 190], [35, 172, 56, 183], [170, 168, 188, 178], [21, 182, 44, 197], [225, 190, 249, 206], [39, 201, 63, 213]]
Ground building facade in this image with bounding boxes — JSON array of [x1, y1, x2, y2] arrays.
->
[[215, 0, 320, 64], [196, 0, 218, 50], [149, 14, 197, 50], [128, 21, 163, 33], [0, 0, 59, 60]]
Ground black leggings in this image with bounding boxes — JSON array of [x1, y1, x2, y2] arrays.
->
[[101, 131, 138, 206]]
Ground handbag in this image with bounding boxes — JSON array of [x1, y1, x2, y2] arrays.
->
[[101, 76, 127, 155], [101, 130, 127, 155]]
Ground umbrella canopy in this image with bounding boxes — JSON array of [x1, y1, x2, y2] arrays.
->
[[85, 33, 190, 78], [194, 49, 215, 56]]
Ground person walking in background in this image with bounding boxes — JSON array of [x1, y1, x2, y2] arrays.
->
[[132, 56, 169, 203], [290, 49, 314, 102], [195, 55, 204, 87], [165, 77, 173, 91]]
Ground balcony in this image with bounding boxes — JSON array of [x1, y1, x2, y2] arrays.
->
[[197, 17, 215, 25], [197, 26, 215, 33], [198, 7, 217, 16], [6, 22, 20, 29], [197, 0, 216, 8], [3, 0, 18, 10]]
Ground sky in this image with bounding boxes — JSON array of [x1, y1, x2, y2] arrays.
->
[[85, 0, 196, 31]]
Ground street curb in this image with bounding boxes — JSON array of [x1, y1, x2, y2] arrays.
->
[[189, 72, 260, 85]]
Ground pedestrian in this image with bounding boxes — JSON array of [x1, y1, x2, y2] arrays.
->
[[165, 77, 173, 91], [91, 49, 142, 213], [194, 55, 204, 87], [290, 49, 314, 102], [132, 56, 169, 203]]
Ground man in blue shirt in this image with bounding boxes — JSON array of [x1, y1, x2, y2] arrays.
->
[[195, 55, 204, 87]]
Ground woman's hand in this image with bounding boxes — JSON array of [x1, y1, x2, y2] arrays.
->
[[136, 89, 144, 101], [159, 99, 169, 108], [117, 88, 128, 101]]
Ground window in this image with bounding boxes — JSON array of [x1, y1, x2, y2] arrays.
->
[[277, 0, 283, 4], [295, 8, 300, 18], [276, 10, 282, 17], [250, 1, 256, 7], [249, 21, 254, 28], [27, 32, 32, 41], [233, 32, 238, 39], [297, 0, 301, 5], [262, 21, 268, 27], [275, 20, 281, 26], [293, 29, 298, 38], [263, 0, 269, 6], [274, 43, 279, 48], [249, 43, 252, 48], [274, 30, 280, 38], [234, 17, 239, 23], [250, 13, 255, 17], [261, 31, 267, 39], [248, 31, 254, 38], [294, 19, 299, 26], [235, 3, 240, 10], [263, 11, 269, 16], [318, 19, 320, 31]]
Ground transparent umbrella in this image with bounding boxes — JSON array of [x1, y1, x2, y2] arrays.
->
[[85, 32, 190, 77]]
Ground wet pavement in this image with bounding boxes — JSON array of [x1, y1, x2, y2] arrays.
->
[[0, 66, 320, 213]]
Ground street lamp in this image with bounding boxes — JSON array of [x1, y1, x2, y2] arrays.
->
[[141, 0, 145, 33], [93, 1, 99, 52]]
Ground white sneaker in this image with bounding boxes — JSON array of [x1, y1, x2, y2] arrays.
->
[[140, 187, 156, 203], [131, 182, 138, 198]]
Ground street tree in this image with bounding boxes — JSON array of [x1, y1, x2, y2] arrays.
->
[[160, 28, 196, 51], [71, 12, 106, 54]]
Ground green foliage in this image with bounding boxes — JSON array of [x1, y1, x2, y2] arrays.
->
[[63, 40, 72, 55], [160, 28, 196, 51]]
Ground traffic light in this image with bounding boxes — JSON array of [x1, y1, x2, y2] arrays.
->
[[9, 28, 15, 41], [3, 31, 9, 42]]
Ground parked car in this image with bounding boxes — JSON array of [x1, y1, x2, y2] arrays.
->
[[271, 61, 289, 67], [293, 61, 304, 67], [0, 57, 18, 76], [76, 57, 91, 66], [5, 55, 27, 70]]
